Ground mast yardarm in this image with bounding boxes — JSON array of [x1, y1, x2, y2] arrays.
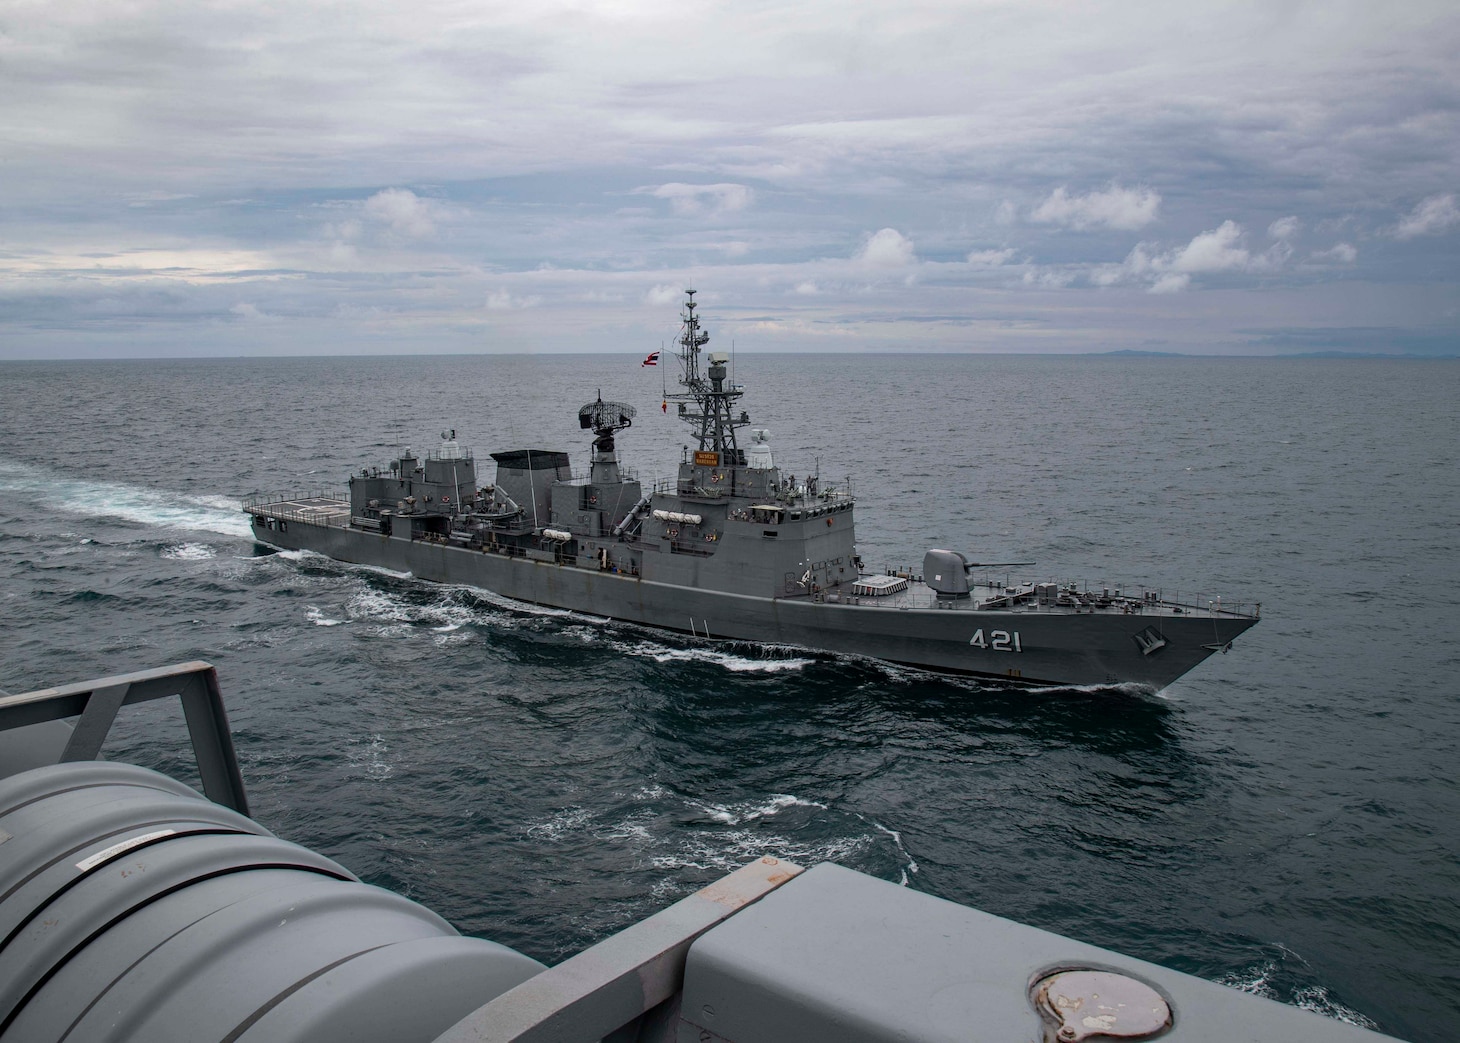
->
[[667, 289, 748, 456]]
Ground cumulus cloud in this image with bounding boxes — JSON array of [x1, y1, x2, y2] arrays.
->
[[1312, 242, 1358, 263], [1091, 221, 1277, 292], [1268, 216, 1301, 239], [1171, 220, 1250, 272], [648, 183, 753, 217], [1148, 273, 1191, 294], [645, 284, 682, 305], [1022, 268, 1077, 289], [1394, 194, 1460, 239], [1030, 184, 1161, 231], [856, 228, 916, 266], [485, 290, 541, 310], [363, 189, 437, 239], [230, 302, 278, 322], [966, 248, 1016, 266]]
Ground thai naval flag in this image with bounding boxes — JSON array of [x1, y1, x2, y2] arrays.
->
[[641, 351, 659, 367]]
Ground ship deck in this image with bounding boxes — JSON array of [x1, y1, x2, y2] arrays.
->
[[802, 578, 1258, 621], [244, 495, 351, 527]]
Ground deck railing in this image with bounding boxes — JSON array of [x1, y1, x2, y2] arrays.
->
[[241, 489, 347, 510], [0, 661, 249, 814]]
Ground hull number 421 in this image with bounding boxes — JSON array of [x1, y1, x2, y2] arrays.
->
[[970, 629, 1022, 652]]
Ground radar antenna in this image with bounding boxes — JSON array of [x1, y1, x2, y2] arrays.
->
[[578, 393, 636, 458], [664, 289, 748, 456]]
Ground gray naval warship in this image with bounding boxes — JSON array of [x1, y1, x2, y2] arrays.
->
[[246, 290, 1258, 689]]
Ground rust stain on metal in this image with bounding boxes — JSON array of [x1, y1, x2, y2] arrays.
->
[[1032, 969, 1171, 1042], [698, 882, 759, 909]]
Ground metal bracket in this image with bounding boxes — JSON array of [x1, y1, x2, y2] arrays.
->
[[0, 661, 249, 815]]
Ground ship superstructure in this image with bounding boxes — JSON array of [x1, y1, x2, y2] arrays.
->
[[245, 291, 1258, 689]]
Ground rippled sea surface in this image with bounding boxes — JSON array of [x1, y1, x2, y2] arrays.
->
[[2, 353, 1457, 1041]]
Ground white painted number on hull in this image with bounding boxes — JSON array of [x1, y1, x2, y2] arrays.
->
[[970, 629, 1022, 652]]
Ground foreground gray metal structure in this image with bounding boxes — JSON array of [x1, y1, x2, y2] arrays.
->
[[246, 291, 1257, 690], [0, 663, 1403, 1042]]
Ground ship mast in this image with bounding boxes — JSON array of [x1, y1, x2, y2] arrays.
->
[[666, 289, 748, 456]]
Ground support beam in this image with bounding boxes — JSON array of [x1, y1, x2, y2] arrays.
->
[[434, 857, 804, 1043]]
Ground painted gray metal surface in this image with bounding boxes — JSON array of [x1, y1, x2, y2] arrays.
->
[[0, 661, 248, 813], [676, 863, 1402, 1043], [0, 761, 543, 1043], [244, 291, 1258, 690], [246, 516, 1253, 689], [435, 856, 803, 1043]]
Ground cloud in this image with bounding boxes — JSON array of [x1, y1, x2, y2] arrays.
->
[[1311, 242, 1358, 263], [856, 228, 915, 266], [230, 302, 279, 322], [1394, 194, 1460, 239], [1029, 184, 1161, 231], [1268, 216, 1300, 240], [485, 290, 541, 310], [363, 189, 437, 239], [1148, 273, 1191, 294], [1171, 220, 1250, 272], [794, 281, 819, 295], [3, 3, 1458, 359], [966, 248, 1016, 266], [648, 183, 753, 217], [1092, 221, 1276, 291], [645, 284, 682, 305]]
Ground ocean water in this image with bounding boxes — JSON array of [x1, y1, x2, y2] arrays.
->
[[1, 353, 1457, 1041]]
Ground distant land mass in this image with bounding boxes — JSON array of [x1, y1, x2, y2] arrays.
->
[[1094, 349, 1186, 357], [1092, 349, 1457, 359]]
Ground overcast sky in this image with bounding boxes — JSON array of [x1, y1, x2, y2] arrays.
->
[[2, 0, 1457, 357]]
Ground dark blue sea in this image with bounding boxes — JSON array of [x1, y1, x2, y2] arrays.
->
[[1, 354, 1456, 1041]]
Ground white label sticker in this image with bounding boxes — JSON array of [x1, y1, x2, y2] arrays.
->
[[76, 828, 177, 872]]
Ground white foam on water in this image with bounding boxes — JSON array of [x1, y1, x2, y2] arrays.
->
[[161, 542, 216, 561], [345, 587, 414, 624], [450, 583, 573, 618], [524, 806, 594, 842], [0, 460, 252, 539], [305, 605, 347, 627], [1217, 958, 1378, 1029], [353, 563, 414, 580], [1026, 679, 1158, 698], [1291, 986, 1380, 1029], [597, 816, 656, 843], [617, 640, 815, 674], [648, 825, 875, 877], [690, 793, 827, 826], [345, 734, 394, 782], [869, 819, 920, 883]]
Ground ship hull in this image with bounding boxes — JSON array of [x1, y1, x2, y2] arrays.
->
[[252, 518, 1255, 690]]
